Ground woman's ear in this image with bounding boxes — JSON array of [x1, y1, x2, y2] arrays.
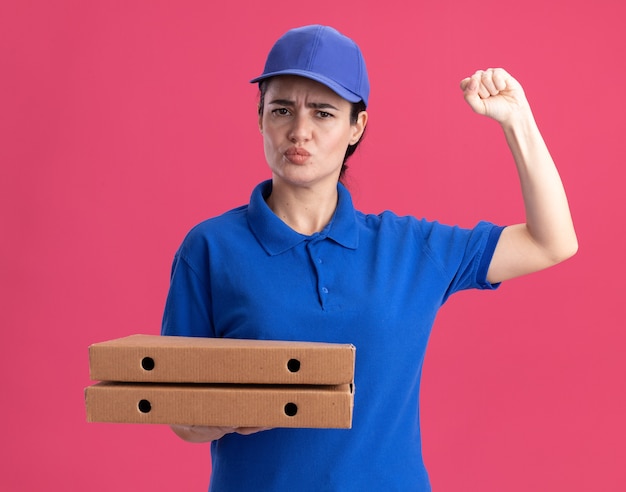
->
[[350, 111, 368, 145]]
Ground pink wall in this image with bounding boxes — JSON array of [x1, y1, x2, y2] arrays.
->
[[1, 1, 624, 490]]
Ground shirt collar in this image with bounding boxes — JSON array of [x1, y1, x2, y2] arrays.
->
[[247, 180, 359, 256]]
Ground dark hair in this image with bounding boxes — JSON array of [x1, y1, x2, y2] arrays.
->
[[258, 78, 367, 180]]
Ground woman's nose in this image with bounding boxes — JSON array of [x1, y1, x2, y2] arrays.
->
[[289, 115, 312, 142]]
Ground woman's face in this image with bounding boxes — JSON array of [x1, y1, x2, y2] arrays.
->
[[259, 75, 367, 191]]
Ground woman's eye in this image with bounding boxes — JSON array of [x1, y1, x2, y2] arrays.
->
[[272, 108, 291, 116]]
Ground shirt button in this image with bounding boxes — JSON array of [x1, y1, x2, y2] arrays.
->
[[317, 258, 323, 264], [322, 287, 329, 294]]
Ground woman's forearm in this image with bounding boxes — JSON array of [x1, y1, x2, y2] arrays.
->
[[502, 108, 578, 264]]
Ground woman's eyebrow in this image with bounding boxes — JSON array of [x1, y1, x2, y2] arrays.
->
[[308, 102, 339, 110], [268, 98, 294, 106], [268, 99, 340, 111]]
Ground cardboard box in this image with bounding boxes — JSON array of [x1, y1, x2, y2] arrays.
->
[[85, 382, 354, 429], [89, 335, 355, 385]]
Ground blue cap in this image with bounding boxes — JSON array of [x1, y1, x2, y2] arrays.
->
[[250, 25, 369, 106]]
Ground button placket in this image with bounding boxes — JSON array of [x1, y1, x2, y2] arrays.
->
[[307, 240, 329, 308]]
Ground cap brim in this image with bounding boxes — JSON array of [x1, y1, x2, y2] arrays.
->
[[250, 69, 362, 104]]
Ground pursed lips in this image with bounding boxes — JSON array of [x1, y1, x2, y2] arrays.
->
[[284, 147, 311, 165]]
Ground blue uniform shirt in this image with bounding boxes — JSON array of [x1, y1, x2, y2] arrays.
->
[[162, 180, 504, 491]]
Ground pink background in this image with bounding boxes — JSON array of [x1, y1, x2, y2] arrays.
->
[[1, 1, 624, 490]]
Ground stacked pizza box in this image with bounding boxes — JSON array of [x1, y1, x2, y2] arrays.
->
[[85, 335, 355, 429]]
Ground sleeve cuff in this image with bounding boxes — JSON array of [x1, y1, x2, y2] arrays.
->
[[476, 224, 506, 289]]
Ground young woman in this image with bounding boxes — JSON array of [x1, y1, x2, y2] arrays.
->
[[162, 24, 577, 491]]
